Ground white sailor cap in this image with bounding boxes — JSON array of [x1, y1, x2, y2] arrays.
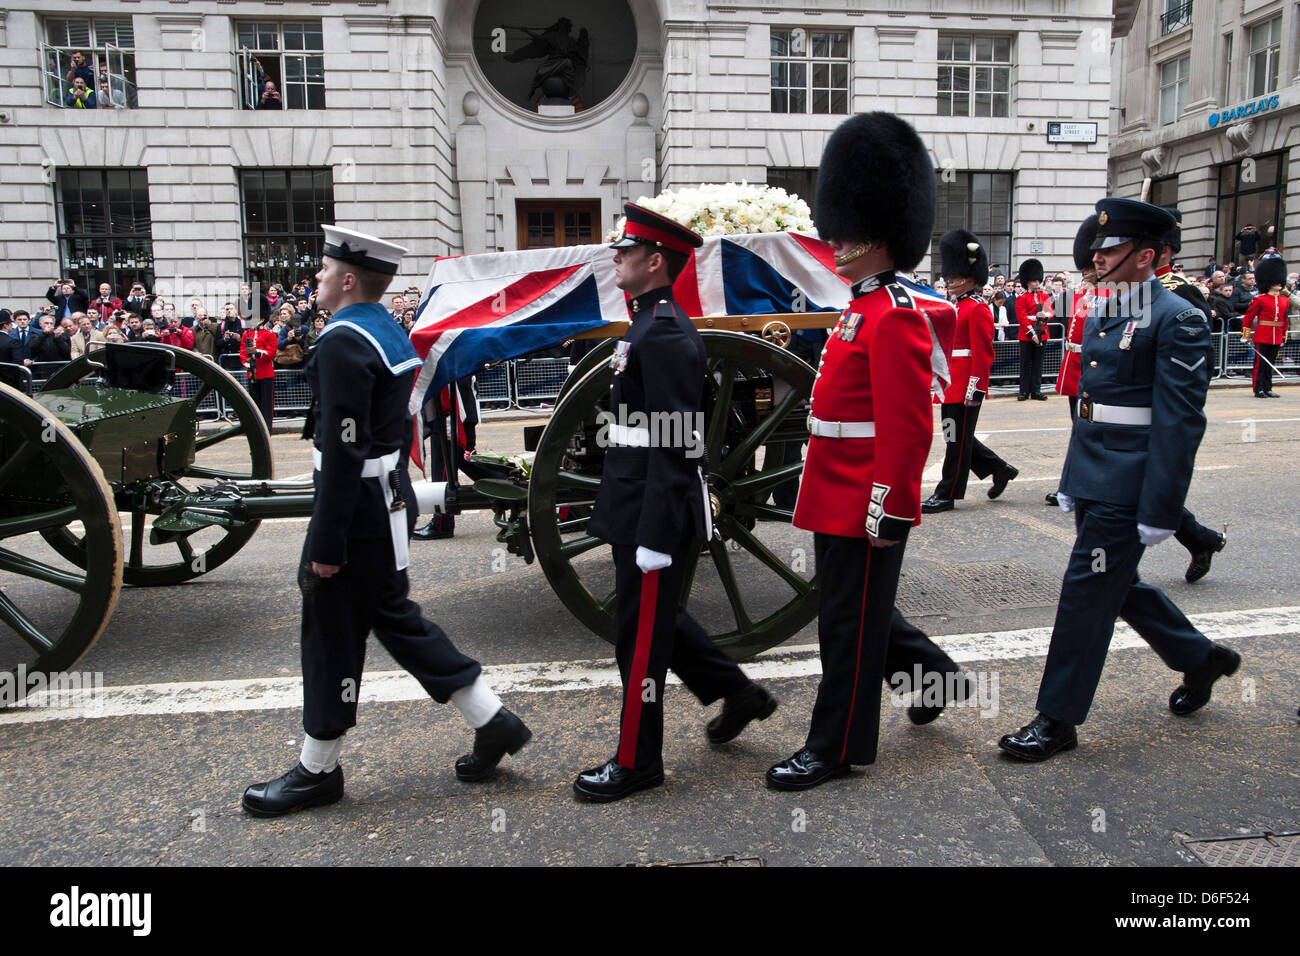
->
[[321, 225, 408, 276]]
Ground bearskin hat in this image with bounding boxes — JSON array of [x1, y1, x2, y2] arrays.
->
[[1073, 215, 1100, 273], [1160, 206, 1184, 253], [1255, 255, 1288, 291], [1017, 258, 1045, 285], [938, 229, 987, 283], [814, 112, 935, 271]]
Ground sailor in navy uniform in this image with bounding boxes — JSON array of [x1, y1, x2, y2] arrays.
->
[[999, 199, 1241, 763], [573, 203, 777, 803], [243, 226, 531, 817]]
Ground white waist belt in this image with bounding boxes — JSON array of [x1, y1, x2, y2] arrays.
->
[[951, 349, 971, 357], [1065, 342, 1082, 353], [808, 415, 876, 438], [1079, 401, 1151, 426], [607, 423, 651, 447], [312, 447, 409, 571], [313, 447, 401, 477]]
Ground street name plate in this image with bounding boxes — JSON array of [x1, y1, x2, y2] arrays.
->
[[1046, 121, 1097, 144]]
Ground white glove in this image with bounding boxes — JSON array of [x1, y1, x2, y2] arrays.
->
[[1137, 524, 1175, 547], [1056, 492, 1074, 513], [635, 546, 672, 574]]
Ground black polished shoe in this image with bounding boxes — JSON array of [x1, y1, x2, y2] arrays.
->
[[1266, 391, 1280, 398], [573, 759, 664, 803], [1169, 644, 1241, 716], [1031, 393, 1049, 401], [1017, 395, 1029, 401], [1044, 492, 1059, 507], [920, 494, 954, 514], [765, 748, 851, 791], [455, 707, 532, 781], [412, 521, 454, 541], [1184, 529, 1226, 584], [988, 466, 1019, 500], [707, 684, 778, 744], [242, 763, 344, 818], [907, 671, 974, 726], [997, 714, 1078, 762]]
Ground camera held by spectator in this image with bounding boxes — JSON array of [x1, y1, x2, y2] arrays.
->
[[257, 80, 283, 110]]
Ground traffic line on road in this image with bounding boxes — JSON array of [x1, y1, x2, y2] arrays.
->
[[4, 606, 1298, 725]]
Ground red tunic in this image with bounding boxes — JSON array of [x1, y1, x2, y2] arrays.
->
[[1055, 289, 1092, 396], [793, 279, 945, 540], [1016, 289, 1053, 342], [1243, 293, 1289, 346], [239, 328, 278, 380], [940, 294, 994, 404]]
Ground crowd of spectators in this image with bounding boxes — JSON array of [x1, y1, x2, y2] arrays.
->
[[1, 277, 354, 389]]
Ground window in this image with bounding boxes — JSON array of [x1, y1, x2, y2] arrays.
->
[[1247, 16, 1281, 97], [1216, 151, 1286, 265], [236, 21, 325, 110], [240, 169, 335, 286], [930, 172, 1013, 278], [938, 34, 1011, 118], [41, 17, 137, 109], [516, 201, 600, 250], [1222, 32, 1233, 102], [1159, 55, 1190, 126], [770, 28, 849, 115], [766, 168, 819, 211], [56, 169, 154, 296], [1159, 0, 1194, 37]]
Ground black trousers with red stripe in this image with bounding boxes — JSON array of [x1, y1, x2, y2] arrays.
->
[[612, 542, 752, 770], [806, 532, 909, 766], [933, 401, 1011, 500]]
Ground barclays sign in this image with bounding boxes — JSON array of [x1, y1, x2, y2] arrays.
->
[[1209, 95, 1281, 127]]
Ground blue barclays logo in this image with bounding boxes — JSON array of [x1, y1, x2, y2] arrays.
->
[[1209, 95, 1280, 127]]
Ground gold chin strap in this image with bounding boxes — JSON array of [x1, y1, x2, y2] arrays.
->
[[835, 242, 871, 266]]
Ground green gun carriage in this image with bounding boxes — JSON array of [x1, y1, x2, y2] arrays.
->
[[1, 309, 837, 696]]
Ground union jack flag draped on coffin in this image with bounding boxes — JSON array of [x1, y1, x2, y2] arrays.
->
[[405, 231, 955, 465], [407, 230, 859, 415]]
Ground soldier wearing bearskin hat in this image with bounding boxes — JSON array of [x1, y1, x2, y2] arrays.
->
[[1243, 254, 1289, 398], [767, 113, 961, 790], [921, 229, 1019, 514], [1015, 257, 1052, 400]]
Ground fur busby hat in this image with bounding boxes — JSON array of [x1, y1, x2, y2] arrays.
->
[[1160, 206, 1184, 253], [1016, 258, 1045, 285], [1255, 254, 1288, 291], [814, 112, 935, 271], [1073, 215, 1100, 273], [938, 229, 987, 283]]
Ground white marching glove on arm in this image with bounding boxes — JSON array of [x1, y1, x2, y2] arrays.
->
[[1056, 492, 1075, 513], [1138, 524, 1175, 547], [635, 546, 673, 574]]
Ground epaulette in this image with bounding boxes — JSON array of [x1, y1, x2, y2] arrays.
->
[[886, 284, 914, 310], [653, 298, 681, 320]]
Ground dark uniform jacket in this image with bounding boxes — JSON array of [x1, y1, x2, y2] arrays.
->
[[1060, 277, 1210, 530], [587, 286, 707, 553], [306, 302, 424, 566]]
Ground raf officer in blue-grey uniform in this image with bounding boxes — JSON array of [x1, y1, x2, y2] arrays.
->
[[999, 199, 1241, 762], [243, 225, 531, 816]]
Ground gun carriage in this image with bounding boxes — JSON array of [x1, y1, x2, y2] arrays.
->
[[1, 305, 837, 693]]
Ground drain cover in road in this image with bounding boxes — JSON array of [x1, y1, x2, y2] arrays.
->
[[1183, 832, 1300, 867]]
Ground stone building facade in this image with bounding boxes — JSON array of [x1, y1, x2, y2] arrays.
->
[[1108, 0, 1298, 269], [0, 0, 1114, 308]]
